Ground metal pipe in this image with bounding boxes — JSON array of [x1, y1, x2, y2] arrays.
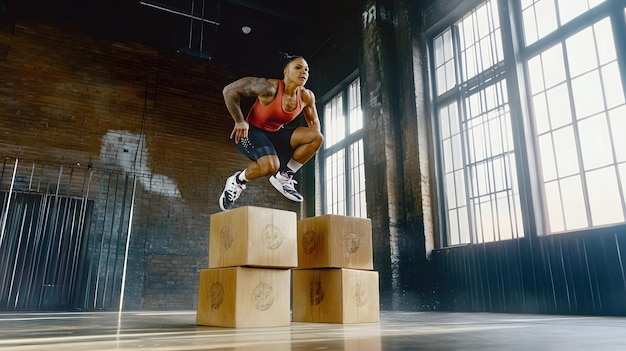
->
[[188, 0, 195, 49], [22, 197, 38, 308], [102, 171, 121, 309], [200, 0, 206, 52], [66, 165, 74, 196], [118, 175, 137, 312], [0, 193, 14, 305], [214, 0, 220, 37], [33, 191, 52, 309], [110, 174, 130, 308], [58, 199, 78, 307], [139, 0, 220, 25], [7, 207, 28, 308], [2, 196, 21, 305], [87, 170, 107, 309], [0, 158, 19, 306], [0, 158, 18, 251], [50, 192, 72, 308], [29, 162, 35, 191], [24, 193, 48, 308], [70, 166, 93, 308], [1, 201, 21, 308], [94, 171, 114, 309], [13, 197, 36, 309], [52, 169, 70, 307], [37, 164, 64, 308]]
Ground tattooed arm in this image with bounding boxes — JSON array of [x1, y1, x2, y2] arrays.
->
[[222, 77, 278, 143]]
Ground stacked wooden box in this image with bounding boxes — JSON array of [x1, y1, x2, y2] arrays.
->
[[292, 214, 380, 324], [196, 206, 297, 328]]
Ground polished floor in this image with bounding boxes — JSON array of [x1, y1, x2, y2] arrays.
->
[[1, 310, 626, 350]]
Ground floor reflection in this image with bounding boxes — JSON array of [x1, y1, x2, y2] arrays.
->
[[1, 311, 625, 350]]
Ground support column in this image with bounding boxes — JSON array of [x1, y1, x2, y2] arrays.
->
[[359, 0, 433, 310], [360, 0, 403, 310]]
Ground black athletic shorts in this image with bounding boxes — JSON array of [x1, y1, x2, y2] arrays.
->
[[237, 124, 296, 162]]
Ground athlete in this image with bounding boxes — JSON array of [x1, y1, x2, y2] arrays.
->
[[219, 53, 324, 211]]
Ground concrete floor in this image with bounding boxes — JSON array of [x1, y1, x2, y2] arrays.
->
[[1, 310, 625, 350]]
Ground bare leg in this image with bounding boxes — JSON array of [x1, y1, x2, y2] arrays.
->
[[289, 127, 324, 165], [242, 155, 280, 180]]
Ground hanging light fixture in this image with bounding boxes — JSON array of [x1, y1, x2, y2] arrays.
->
[[139, 0, 220, 60]]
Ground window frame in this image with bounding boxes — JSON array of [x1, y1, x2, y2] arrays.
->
[[427, 0, 626, 247], [317, 72, 367, 218], [429, 0, 527, 246]]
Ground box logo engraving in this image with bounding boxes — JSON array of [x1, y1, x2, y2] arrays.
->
[[251, 282, 274, 311], [210, 282, 225, 309], [352, 282, 368, 307], [344, 233, 360, 254], [263, 224, 285, 250], [220, 224, 234, 250], [302, 230, 318, 254], [309, 282, 325, 306]]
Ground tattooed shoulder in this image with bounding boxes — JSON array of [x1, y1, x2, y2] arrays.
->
[[236, 77, 276, 97]]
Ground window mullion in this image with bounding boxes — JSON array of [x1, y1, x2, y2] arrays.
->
[[343, 87, 352, 216], [320, 77, 365, 217], [453, 19, 478, 245], [562, 36, 593, 228]]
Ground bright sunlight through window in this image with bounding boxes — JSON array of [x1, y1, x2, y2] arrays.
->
[[322, 78, 367, 218]]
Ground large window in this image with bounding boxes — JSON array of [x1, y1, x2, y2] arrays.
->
[[528, 15, 626, 232], [433, 0, 523, 245], [431, 0, 626, 245], [320, 77, 367, 217]]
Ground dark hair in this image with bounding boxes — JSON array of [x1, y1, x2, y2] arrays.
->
[[278, 52, 304, 69]]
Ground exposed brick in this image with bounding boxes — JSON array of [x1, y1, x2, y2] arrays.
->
[[0, 16, 303, 310]]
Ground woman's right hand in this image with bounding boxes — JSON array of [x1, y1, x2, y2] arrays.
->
[[230, 121, 249, 144]]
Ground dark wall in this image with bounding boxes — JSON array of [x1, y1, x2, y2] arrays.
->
[[432, 226, 626, 316]]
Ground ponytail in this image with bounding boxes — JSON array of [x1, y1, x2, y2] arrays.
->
[[278, 52, 304, 69]]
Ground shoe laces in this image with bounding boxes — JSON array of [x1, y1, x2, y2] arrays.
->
[[225, 179, 245, 200], [279, 172, 297, 190]]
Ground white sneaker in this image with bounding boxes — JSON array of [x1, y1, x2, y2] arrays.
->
[[269, 171, 303, 202], [219, 172, 246, 211]]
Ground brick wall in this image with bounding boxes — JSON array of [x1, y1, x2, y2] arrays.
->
[[144, 255, 205, 310], [0, 14, 301, 310]]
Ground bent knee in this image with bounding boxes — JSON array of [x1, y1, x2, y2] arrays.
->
[[313, 131, 324, 148], [292, 128, 324, 150], [257, 156, 280, 176], [316, 131, 324, 143]]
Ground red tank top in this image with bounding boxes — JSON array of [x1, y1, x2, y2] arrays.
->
[[246, 80, 303, 132]]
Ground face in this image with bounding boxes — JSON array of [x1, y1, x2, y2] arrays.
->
[[284, 57, 309, 86]]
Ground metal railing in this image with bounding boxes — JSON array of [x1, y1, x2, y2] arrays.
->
[[0, 158, 136, 311]]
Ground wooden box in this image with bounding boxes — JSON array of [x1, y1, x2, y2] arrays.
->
[[292, 268, 380, 324], [209, 206, 297, 268], [196, 267, 291, 328], [297, 215, 373, 269]]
